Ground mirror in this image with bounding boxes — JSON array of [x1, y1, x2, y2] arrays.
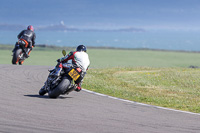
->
[[62, 50, 66, 56]]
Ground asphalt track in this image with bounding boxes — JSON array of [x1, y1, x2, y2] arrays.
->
[[0, 64, 200, 133]]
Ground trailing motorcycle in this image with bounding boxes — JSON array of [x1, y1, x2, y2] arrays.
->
[[39, 50, 86, 98], [12, 39, 30, 65]]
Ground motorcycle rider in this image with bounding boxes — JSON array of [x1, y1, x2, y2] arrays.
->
[[17, 25, 36, 58], [40, 45, 90, 95], [55, 45, 90, 92]]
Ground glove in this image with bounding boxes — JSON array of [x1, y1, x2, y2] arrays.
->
[[57, 57, 64, 63], [75, 86, 81, 92]]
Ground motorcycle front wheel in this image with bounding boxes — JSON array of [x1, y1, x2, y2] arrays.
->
[[12, 49, 22, 65]]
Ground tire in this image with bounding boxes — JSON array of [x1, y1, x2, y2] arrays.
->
[[19, 60, 24, 65], [48, 77, 71, 98], [12, 49, 22, 65], [39, 87, 47, 96]]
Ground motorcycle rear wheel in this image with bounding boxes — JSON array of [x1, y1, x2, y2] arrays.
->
[[48, 77, 71, 98], [19, 60, 24, 65]]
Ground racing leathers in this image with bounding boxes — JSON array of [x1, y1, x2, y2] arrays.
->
[[56, 51, 90, 92], [17, 29, 36, 57]]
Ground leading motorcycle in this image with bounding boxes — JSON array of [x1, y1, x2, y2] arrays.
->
[[12, 39, 31, 65], [39, 50, 86, 98]]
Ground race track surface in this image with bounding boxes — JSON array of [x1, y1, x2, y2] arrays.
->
[[0, 64, 200, 133]]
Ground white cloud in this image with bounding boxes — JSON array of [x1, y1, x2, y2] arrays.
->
[[60, 21, 65, 25]]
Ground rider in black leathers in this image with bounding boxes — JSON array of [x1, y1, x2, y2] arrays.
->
[[17, 25, 36, 57]]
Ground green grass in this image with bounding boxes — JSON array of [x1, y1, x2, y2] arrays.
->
[[87, 49, 200, 68], [83, 67, 200, 113], [1, 44, 200, 113], [1, 44, 200, 68]]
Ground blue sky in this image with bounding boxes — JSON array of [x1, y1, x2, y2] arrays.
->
[[1, 0, 200, 30]]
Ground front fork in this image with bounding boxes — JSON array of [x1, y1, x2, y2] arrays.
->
[[44, 72, 61, 92], [12, 42, 19, 52]]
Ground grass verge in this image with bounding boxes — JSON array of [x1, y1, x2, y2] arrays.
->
[[83, 67, 200, 113]]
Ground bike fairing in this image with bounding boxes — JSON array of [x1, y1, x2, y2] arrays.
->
[[39, 62, 85, 97]]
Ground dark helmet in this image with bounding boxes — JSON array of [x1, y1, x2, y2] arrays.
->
[[76, 45, 87, 52], [27, 25, 34, 31]]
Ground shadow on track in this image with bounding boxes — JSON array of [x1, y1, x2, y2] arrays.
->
[[24, 94, 73, 99]]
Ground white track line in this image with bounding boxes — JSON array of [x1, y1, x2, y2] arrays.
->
[[82, 89, 200, 116]]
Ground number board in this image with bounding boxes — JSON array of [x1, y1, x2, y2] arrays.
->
[[68, 69, 80, 81]]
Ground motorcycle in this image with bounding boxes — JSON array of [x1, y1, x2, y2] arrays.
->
[[39, 50, 86, 98], [12, 39, 30, 65]]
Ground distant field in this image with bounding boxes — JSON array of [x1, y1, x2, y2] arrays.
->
[[1, 44, 200, 68]]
